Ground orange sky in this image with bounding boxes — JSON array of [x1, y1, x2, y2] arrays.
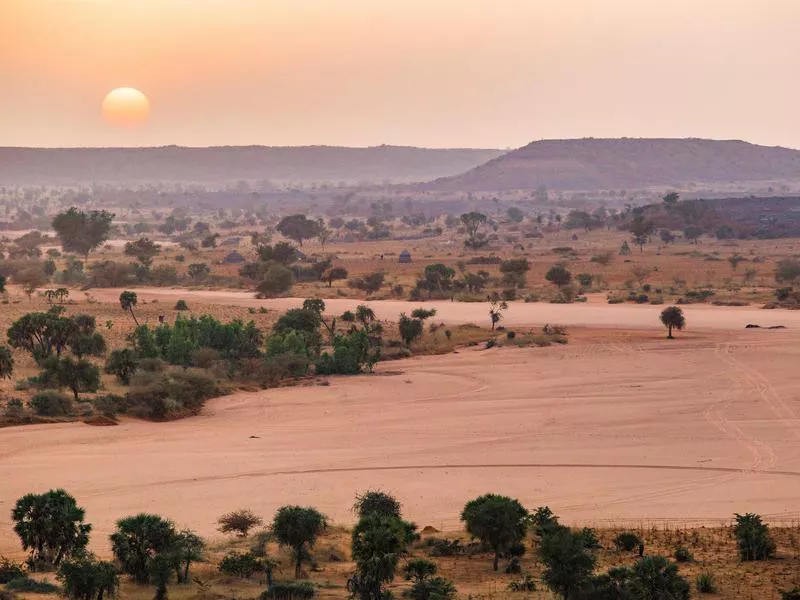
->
[[1, 0, 799, 148]]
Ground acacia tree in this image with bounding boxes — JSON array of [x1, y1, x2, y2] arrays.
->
[[461, 494, 528, 571], [323, 266, 348, 287], [12, 489, 91, 567], [660, 306, 686, 339], [488, 296, 508, 330], [629, 215, 655, 252], [52, 208, 114, 258], [353, 490, 402, 519], [104, 349, 139, 384], [460, 212, 488, 249], [277, 214, 320, 246], [271, 506, 327, 578], [119, 291, 139, 326], [124, 237, 161, 268], [545, 265, 572, 288], [217, 509, 263, 537], [42, 356, 101, 401]]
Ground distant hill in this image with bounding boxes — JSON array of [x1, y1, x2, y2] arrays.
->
[[0, 145, 503, 186], [420, 138, 800, 192]]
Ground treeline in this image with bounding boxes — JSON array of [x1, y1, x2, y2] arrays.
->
[[1, 488, 789, 600]]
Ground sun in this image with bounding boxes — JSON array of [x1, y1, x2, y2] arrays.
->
[[102, 87, 150, 128]]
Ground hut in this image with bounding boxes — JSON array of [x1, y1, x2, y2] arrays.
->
[[222, 250, 246, 264], [399, 250, 412, 264]]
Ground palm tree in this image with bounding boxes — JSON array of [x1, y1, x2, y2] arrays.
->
[[660, 306, 686, 339], [119, 291, 139, 326]]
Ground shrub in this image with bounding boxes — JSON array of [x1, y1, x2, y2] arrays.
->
[[733, 512, 775, 561], [775, 258, 800, 283], [150, 264, 179, 285], [461, 494, 528, 571], [508, 575, 537, 592], [5, 577, 59, 594], [217, 510, 263, 537], [614, 532, 642, 552], [261, 582, 316, 600], [92, 394, 126, 417], [192, 347, 221, 369], [218, 552, 263, 579], [258, 264, 294, 297], [29, 390, 73, 417], [138, 357, 165, 372], [174, 299, 189, 311], [354, 491, 402, 519], [0, 558, 24, 584], [125, 369, 219, 420], [427, 538, 464, 557], [782, 588, 800, 600], [104, 349, 139, 384], [696, 571, 717, 594], [674, 546, 693, 563], [405, 577, 456, 600]]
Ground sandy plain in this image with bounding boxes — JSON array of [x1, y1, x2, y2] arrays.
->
[[2, 292, 800, 555]]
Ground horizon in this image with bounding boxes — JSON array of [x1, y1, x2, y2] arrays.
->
[[2, 136, 798, 152], [2, 0, 799, 148]]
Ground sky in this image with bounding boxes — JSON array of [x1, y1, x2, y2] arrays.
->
[[1, 0, 799, 149]]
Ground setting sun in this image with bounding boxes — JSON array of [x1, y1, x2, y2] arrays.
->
[[101, 87, 150, 128]]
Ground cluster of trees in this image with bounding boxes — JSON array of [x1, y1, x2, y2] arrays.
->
[[6, 487, 783, 600]]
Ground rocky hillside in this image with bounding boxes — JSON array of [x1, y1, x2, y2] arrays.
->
[[420, 138, 800, 192]]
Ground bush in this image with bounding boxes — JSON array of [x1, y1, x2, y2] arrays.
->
[[258, 264, 294, 297], [5, 577, 59, 594], [696, 571, 717, 594], [674, 546, 693, 563], [404, 577, 456, 600], [150, 264, 180, 285], [217, 510, 263, 537], [92, 394, 126, 417], [508, 575, 536, 592], [192, 347, 221, 369], [29, 390, 73, 417], [733, 512, 775, 561], [427, 538, 464, 557], [261, 582, 316, 600], [138, 357, 166, 372], [218, 552, 263, 579], [0, 557, 24, 584], [782, 588, 800, 600], [614, 532, 642, 552], [174, 299, 189, 311], [125, 369, 219, 420]]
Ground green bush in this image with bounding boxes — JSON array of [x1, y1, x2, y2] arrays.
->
[[614, 532, 642, 552], [508, 575, 536, 592], [174, 299, 189, 311], [218, 552, 263, 579], [696, 571, 717, 594], [5, 577, 59, 594], [260, 581, 316, 600], [191, 347, 221, 369], [733, 513, 776, 561], [674, 546, 693, 563], [29, 390, 73, 417], [92, 394, 127, 417], [125, 369, 219, 421], [0, 557, 25, 584]]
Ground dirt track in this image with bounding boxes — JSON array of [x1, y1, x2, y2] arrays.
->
[[2, 298, 800, 554]]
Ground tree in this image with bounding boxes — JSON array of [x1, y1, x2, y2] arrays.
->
[[627, 555, 690, 599], [110, 513, 176, 585], [58, 554, 119, 600], [172, 529, 205, 584], [659, 229, 676, 245], [0, 346, 14, 379], [42, 356, 101, 401], [460, 494, 528, 571], [660, 306, 686, 339], [545, 265, 572, 288], [663, 192, 680, 205], [398, 313, 424, 347], [217, 510, 263, 537], [15, 267, 48, 300], [349, 272, 385, 296], [12, 489, 91, 567], [354, 491, 402, 519], [349, 514, 410, 600], [539, 526, 596, 600], [258, 264, 294, 297], [124, 238, 161, 267], [8, 311, 75, 365], [257, 241, 298, 265], [316, 220, 332, 251], [277, 215, 320, 246], [683, 225, 704, 244], [105, 349, 139, 384], [323, 266, 348, 287], [728, 254, 745, 271], [499, 259, 530, 289], [119, 291, 139, 326], [630, 265, 653, 288], [187, 263, 210, 280], [488, 296, 508, 330], [404, 558, 437, 583], [630, 215, 655, 252], [775, 258, 800, 284], [417, 264, 456, 296], [52, 208, 114, 258], [506, 206, 524, 223], [619, 241, 631, 256], [733, 513, 776, 561], [271, 506, 327, 578], [460, 212, 488, 249]]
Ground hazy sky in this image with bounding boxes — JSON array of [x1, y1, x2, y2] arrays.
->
[[2, 0, 799, 149]]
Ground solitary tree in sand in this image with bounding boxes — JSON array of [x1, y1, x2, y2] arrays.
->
[[660, 306, 686, 339]]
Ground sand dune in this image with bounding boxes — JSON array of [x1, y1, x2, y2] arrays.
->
[[2, 319, 800, 555]]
